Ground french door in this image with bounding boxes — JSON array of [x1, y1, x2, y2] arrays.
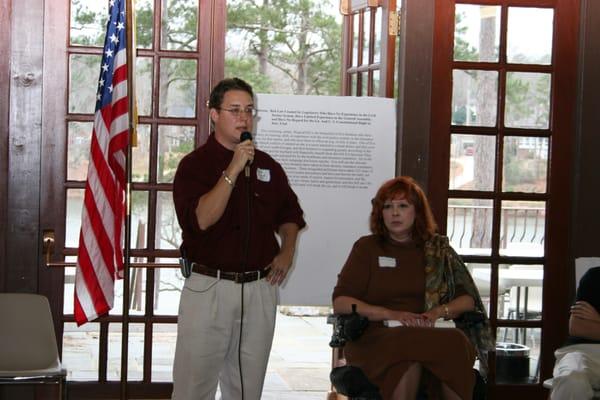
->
[[40, 0, 225, 397], [429, 0, 578, 397], [340, 0, 398, 97]]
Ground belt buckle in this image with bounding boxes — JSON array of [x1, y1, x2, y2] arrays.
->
[[234, 272, 244, 284]]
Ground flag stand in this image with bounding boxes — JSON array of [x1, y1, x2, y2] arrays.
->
[[121, 0, 136, 398]]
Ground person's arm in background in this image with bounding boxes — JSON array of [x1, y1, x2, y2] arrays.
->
[[569, 301, 600, 340]]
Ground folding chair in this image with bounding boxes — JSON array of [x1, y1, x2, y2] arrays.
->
[[0, 293, 67, 399]]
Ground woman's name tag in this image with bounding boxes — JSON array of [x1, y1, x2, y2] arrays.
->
[[378, 256, 396, 268]]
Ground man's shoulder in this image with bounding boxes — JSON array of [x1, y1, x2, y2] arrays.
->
[[174, 144, 214, 184], [180, 142, 213, 166], [255, 148, 280, 167]]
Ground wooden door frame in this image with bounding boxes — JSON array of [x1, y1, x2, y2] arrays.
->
[[428, 0, 579, 396], [0, 0, 11, 292], [36, 0, 227, 397], [340, 0, 397, 97]]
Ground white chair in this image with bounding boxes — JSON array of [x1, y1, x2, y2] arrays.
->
[[0, 293, 67, 399]]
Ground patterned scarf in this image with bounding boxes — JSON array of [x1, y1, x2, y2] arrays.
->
[[423, 234, 495, 372]]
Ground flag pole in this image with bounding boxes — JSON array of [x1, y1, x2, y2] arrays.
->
[[121, 0, 136, 398]]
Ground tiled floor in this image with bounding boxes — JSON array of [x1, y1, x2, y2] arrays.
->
[[62, 308, 334, 399], [262, 312, 332, 399]]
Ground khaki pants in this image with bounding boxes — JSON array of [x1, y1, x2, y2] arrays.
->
[[172, 273, 278, 400], [551, 344, 600, 400]]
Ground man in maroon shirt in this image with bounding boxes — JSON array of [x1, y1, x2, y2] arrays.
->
[[171, 78, 305, 400]]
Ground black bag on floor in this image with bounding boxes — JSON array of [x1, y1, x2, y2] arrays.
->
[[330, 365, 382, 400]]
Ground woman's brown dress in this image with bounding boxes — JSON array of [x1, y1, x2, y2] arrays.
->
[[332, 235, 476, 399]]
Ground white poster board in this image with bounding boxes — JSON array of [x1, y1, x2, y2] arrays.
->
[[254, 94, 396, 305]]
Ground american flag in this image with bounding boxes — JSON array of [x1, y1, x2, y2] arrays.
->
[[75, 0, 129, 326]]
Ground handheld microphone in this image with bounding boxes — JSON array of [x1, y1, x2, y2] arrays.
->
[[240, 131, 252, 142], [240, 131, 252, 177]]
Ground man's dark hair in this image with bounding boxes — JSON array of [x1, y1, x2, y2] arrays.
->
[[208, 78, 254, 109]]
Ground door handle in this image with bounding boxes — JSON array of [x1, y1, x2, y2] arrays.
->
[[42, 229, 55, 267]]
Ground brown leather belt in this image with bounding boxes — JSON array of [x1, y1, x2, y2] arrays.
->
[[190, 263, 270, 283]]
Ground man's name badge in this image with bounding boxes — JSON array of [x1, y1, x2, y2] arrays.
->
[[257, 168, 271, 182], [378, 256, 396, 268]]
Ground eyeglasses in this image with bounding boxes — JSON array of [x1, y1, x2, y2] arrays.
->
[[218, 107, 258, 118]]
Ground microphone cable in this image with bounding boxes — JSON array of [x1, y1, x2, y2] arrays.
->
[[238, 135, 252, 400]]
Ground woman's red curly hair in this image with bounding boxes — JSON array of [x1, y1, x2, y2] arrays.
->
[[370, 176, 438, 242]]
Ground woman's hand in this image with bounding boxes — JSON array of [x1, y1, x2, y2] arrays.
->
[[421, 306, 444, 322], [387, 310, 434, 327]]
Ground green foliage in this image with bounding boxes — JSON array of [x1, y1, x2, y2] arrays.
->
[[161, 0, 199, 50], [225, 57, 273, 93], [226, 0, 342, 95], [70, 0, 108, 46], [502, 139, 547, 192], [160, 136, 195, 183], [135, 0, 154, 48], [454, 12, 479, 62]]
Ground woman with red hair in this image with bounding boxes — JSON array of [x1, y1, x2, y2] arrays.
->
[[332, 176, 493, 399]]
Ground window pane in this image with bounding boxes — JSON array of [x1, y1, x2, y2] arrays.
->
[[65, 189, 84, 248], [135, 0, 154, 49], [67, 121, 92, 181], [156, 191, 181, 250], [224, 29, 272, 94], [500, 200, 545, 257], [450, 134, 495, 191], [107, 323, 145, 381], [63, 322, 100, 381], [507, 7, 553, 65], [152, 324, 177, 382], [448, 198, 493, 256], [373, 8, 381, 64], [154, 262, 184, 316], [136, 57, 153, 116], [159, 58, 197, 118], [132, 124, 151, 183], [109, 268, 147, 316], [496, 328, 541, 384], [157, 125, 196, 183], [505, 72, 551, 129], [466, 263, 491, 315], [131, 191, 149, 249], [63, 263, 76, 314], [454, 5, 500, 62], [69, 54, 102, 114], [160, 0, 198, 51], [372, 69, 380, 96], [362, 9, 371, 66], [497, 264, 543, 321], [502, 136, 548, 193], [70, 0, 107, 46], [352, 15, 360, 66], [361, 72, 368, 96], [452, 69, 498, 127], [225, 0, 342, 96]]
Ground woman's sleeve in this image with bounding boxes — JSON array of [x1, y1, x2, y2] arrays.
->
[[332, 239, 371, 301]]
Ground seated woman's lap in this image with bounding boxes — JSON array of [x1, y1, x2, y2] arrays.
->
[[344, 325, 476, 399]]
